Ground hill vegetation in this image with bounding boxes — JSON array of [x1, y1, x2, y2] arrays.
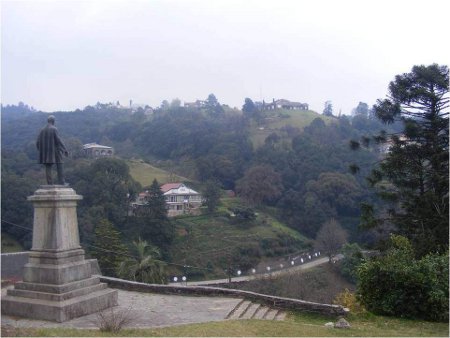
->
[[1, 64, 448, 324]]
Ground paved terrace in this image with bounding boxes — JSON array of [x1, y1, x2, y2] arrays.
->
[[1, 288, 242, 329]]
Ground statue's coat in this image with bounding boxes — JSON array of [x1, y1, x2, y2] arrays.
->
[[36, 124, 67, 164]]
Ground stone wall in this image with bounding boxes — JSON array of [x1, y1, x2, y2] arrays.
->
[[1, 252, 29, 280], [100, 276, 349, 317]]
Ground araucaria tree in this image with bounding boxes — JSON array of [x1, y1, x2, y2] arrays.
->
[[358, 64, 449, 256], [90, 219, 129, 277]]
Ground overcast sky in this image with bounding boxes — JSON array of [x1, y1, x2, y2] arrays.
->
[[2, 0, 449, 114]]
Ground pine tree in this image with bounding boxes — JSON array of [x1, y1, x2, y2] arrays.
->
[[139, 179, 174, 255], [90, 218, 128, 277], [356, 64, 449, 256]]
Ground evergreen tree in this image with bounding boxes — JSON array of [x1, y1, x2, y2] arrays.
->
[[136, 179, 174, 255], [356, 64, 449, 256], [323, 100, 333, 116], [90, 218, 128, 277]]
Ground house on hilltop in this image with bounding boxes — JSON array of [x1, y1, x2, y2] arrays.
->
[[256, 99, 309, 111], [83, 143, 114, 158], [133, 182, 203, 217]]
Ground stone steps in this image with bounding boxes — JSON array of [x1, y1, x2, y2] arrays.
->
[[226, 299, 286, 321]]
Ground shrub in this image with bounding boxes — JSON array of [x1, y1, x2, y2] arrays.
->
[[95, 307, 135, 333], [339, 243, 364, 283], [357, 235, 449, 322], [333, 288, 366, 314]]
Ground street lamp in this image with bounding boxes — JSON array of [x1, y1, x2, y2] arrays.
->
[[173, 277, 178, 282], [291, 260, 295, 266], [237, 270, 241, 276], [251, 268, 256, 274], [182, 276, 187, 285]]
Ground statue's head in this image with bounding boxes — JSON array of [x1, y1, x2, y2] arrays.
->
[[47, 115, 56, 124]]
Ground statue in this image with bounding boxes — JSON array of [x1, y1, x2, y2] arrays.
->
[[36, 115, 68, 185]]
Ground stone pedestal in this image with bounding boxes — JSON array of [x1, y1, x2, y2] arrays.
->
[[1, 186, 118, 322]]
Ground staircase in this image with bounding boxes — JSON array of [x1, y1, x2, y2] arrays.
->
[[226, 299, 286, 321]]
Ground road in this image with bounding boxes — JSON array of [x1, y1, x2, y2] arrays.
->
[[171, 254, 343, 286]]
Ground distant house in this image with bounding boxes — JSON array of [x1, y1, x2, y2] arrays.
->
[[184, 100, 206, 109], [83, 143, 114, 158], [257, 99, 309, 111], [133, 183, 203, 217]]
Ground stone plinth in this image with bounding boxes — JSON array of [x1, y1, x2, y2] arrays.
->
[[1, 186, 118, 322]]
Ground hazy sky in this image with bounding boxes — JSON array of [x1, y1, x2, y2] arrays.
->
[[2, 0, 449, 114]]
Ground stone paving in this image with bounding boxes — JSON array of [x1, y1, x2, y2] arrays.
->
[[1, 288, 243, 329]]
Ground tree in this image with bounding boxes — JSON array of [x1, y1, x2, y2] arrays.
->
[[90, 219, 128, 277], [129, 179, 174, 255], [356, 64, 449, 257], [315, 219, 348, 262], [202, 180, 221, 213], [352, 102, 369, 117], [242, 98, 256, 115], [205, 93, 224, 115], [117, 238, 167, 284], [323, 100, 333, 116], [236, 165, 282, 206]]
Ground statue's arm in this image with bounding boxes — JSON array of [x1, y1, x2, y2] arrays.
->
[[54, 129, 68, 155]]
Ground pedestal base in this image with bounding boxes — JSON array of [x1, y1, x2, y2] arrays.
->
[[2, 287, 117, 322], [1, 186, 118, 322], [1, 251, 118, 322]]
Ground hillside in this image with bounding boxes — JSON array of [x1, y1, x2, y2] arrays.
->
[[250, 109, 335, 148], [167, 197, 311, 281], [127, 159, 189, 187]]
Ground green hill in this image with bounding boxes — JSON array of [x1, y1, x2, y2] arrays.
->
[[167, 197, 311, 280], [127, 159, 189, 187], [250, 109, 336, 148]]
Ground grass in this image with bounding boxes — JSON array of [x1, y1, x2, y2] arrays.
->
[[249, 109, 336, 148], [1, 232, 24, 253], [168, 199, 310, 279], [127, 159, 188, 186], [5, 312, 448, 337]]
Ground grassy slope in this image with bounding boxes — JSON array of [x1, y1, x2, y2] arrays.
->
[[250, 109, 336, 148], [126, 159, 310, 279], [127, 159, 188, 187], [168, 197, 311, 280], [15, 312, 448, 337]]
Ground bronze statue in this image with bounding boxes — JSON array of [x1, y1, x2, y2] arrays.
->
[[36, 115, 68, 185]]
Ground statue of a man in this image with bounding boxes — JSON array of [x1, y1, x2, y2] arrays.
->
[[36, 115, 69, 185]]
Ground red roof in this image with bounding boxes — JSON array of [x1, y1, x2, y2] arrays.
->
[[160, 183, 182, 193]]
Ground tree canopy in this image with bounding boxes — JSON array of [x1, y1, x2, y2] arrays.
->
[[359, 64, 449, 256]]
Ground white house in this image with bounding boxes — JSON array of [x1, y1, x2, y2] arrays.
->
[[161, 183, 202, 217], [133, 183, 203, 217], [83, 143, 114, 158]]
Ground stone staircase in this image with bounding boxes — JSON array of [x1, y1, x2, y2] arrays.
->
[[226, 299, 286, 321]]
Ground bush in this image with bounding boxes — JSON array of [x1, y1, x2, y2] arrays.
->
[[334, 288, 366, 314], [95, 307, 134, 333], [339, 243, 364, 283], [357, 235, 449, 322]]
